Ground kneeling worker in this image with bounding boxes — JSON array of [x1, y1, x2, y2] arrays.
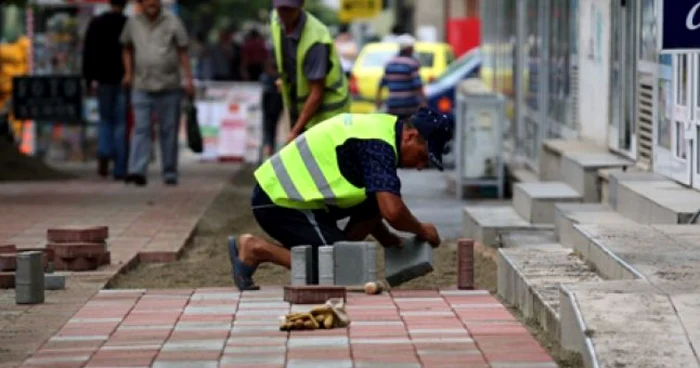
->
[[228, 108, 454, 291]]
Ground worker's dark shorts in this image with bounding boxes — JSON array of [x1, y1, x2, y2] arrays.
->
[[251, 184, 379, 249]]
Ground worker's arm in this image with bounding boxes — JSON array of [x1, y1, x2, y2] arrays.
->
[[290, 79, 324, 138], [288, 43, 329, 139], [376, 191, 424, 235], [375, 77, 385, 110]]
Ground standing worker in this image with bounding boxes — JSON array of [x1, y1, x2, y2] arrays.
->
[[270, 0, 350, 143], [227, 108, 454, 291]]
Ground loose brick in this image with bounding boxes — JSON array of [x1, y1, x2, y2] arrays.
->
[[0, 253, 17, 271], [49, 243, 106, 259], [55, 257, 99, 271], [47, 226, 109, 243], [291, 245, 313, 285], [384, 237, 433, 287], [45, 274, 66, 290], [283, 285, 346, 304], [318, 246, 334, 285], [333, 242, 377, 286], [0, 244, 17, 253], [457, 239, 474, 290], [0, 272, 14, 289]]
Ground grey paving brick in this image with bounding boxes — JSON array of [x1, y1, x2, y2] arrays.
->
[[219, 355, 285, 365], [287, 336, 349, 348], [174, 322, 231, 331], [287, 359, 353, 368], [44, 273, 65, 290], [183, 305, 236, 315], [318, 246, 335, 285], [292, 245, 313, 285], [354, 363, 421, 368], [223, 345, 286, 354], [190, 292, 239, 300], [161, 339, 225, 351], [152, 361, 219, 368], [333, 241, 377, 285], [384, 237, 433, 287], [235, 309, 288, 316], [15, 251, 44, 304]]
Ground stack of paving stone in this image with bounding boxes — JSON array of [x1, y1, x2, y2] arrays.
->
[[287, 237, 433, 303], [46, 226, 111, 271]]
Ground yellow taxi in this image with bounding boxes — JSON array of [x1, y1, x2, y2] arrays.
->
[[349, 41, 455, 113]]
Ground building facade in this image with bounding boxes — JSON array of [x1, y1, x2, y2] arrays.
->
[[481, 0, 700, 190]]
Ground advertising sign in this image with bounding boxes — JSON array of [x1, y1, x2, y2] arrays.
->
[[661, 0, 700, 52]]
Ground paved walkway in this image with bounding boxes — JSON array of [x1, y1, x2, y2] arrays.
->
[[0, 158, 237, 368], [20, 287, 556, 368]]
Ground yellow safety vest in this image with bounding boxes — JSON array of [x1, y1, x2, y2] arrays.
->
[[254, 113, 398, 210], [270, 10, 350, 129]]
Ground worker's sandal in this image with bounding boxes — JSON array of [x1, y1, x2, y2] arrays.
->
[[227, 236, 260, 291]]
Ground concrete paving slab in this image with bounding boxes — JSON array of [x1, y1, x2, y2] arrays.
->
[[560, 284, 699, 368], [498, 243, 602, 338], [616, 180, 700, 223], [462, 206, 551, 246], [560, 153, 633, 203], [513, 182, 582, 224], [554, 203, 635, 250]]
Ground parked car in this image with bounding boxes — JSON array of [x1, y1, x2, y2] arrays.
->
[[349, 41, 455, 113], [424, 47, 481, 117]]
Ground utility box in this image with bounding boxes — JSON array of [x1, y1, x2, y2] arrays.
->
[[454, 78, 506, 199]]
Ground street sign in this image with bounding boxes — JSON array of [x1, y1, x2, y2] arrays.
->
[[338, 0, 382, 23], [12, 75, 83, 122], [660, 0, 700, 52]]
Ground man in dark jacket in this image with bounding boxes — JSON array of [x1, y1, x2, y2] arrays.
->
[[82, 0, 128, 180]]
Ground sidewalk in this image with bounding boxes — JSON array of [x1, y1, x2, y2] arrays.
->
[[0, 157, 238, 368], [20, 287, 556, 368]]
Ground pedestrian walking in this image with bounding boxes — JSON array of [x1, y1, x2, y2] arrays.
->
[[82, 0, 128, 180], [227, 108, 454, 291], [120, 0, 194, 187], [269, 0, 350, 144], [376, 34, 427, 119]]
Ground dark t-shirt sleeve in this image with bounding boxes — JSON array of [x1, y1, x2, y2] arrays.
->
[[356, 140, 401, 196], [303, 43, 329, 81]]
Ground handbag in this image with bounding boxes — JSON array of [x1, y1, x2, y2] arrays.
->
[[185, 97, 203, 154]]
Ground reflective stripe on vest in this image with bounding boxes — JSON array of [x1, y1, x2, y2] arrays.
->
[[254, 113, 398, 210]]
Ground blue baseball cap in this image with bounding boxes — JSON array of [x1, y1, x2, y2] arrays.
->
[[407, 107, 455, 171]]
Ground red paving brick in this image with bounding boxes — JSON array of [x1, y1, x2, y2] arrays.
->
[[19, 285, 555, 366]]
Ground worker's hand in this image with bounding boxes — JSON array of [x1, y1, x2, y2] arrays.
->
[[122, 74, 132, 89], [275, 78, 282, 92], [286, 131, 299, 144], [379, 233, 403, 249], [418, 223, 441, 248]]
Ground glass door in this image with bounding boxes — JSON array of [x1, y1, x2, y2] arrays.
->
[[691, 54, 700, 189], [672, 53, 692, 186], [608, 0, 637, 159]]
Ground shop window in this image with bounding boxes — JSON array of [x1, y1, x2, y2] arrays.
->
[[677, 55, 688, 106], [525, 0, 541, 111], [548, 0, 572, 130], [638, 0, 657, 63], [657, 55, 672, 150]]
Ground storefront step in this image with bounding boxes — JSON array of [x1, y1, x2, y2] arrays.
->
[[539, 139, 608, 182], [560, 152, 634, 203], [513, 181, 583, 224]]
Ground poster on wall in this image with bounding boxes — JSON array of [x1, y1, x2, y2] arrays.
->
[[660, 0, 700, 52], [194, 83, 262, 164]]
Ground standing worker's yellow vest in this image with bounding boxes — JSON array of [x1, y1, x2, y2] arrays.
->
[[270, 10, 350, 129], [254, 113, 398, 210]]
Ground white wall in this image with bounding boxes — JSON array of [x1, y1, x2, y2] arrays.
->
[[578, 0, 610, 146]]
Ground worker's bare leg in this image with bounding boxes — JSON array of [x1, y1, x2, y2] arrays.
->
[[237, 234, 291, 269]]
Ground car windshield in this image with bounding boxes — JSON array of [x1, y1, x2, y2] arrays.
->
[[361, 50, 435, 68], [432, 49, 479, 84]]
